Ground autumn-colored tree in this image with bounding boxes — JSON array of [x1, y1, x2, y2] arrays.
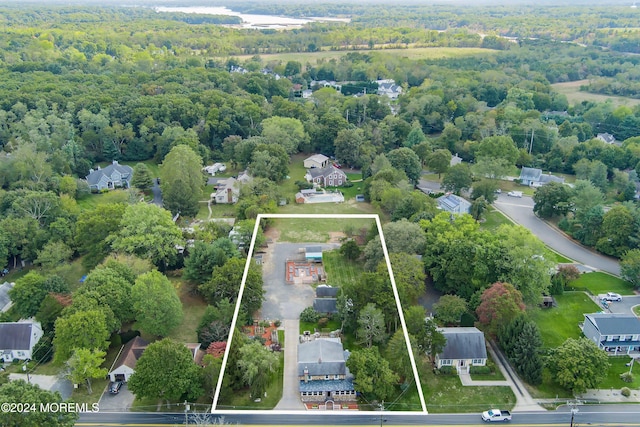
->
[[476, 282, 525, 336]]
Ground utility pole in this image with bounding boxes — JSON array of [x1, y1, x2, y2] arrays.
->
[[569, 400, 579, 427], [529, 128, 535, 155], [183, 400, 190, 425]]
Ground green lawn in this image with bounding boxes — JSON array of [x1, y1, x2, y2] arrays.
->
[[271, 211, 376, 243], [299, 318, 341, 335], [480, 208, 512, 231], [166, 278, 209, 343], [322, 249, 365, 288], [569, 272, 635, 296], [544, 248, 573, 264], [528, 368, 574, 399], [56, 257, 90, 292], [529, 292, 601, 349], [76, 189, 130, 211], [599, 356, 640, 390], [119, 159, 160, 178]]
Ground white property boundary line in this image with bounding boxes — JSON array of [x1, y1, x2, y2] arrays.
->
[[212, 213, 427, 413]]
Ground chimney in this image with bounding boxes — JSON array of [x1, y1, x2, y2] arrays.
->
[[89, 168, 94, 174], [112, 160, 118, 165], [227, 187, 232, 203]]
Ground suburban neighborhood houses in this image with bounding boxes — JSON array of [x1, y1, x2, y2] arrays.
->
[[4, 4, 640, 426]]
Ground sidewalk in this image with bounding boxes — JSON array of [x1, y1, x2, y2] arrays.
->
[[577, 388, 640, 403]]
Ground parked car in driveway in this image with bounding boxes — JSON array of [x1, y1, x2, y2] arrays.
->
[[602, 292, 622, 302], [109, 381, 123, 394]]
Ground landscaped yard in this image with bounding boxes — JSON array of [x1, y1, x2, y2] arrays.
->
[[569, 272, 635, 296], [529, 291, 600, 349], [480, 208, 512, 231], [599, 356, 640, 390], [218, 353, 284, 410], [76, 189, 130, 211], [322, 249, 365, 288]]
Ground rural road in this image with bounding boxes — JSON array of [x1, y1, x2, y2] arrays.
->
[[493, 193, 621, 276]]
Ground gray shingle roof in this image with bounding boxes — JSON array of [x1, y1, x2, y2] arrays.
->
[[313, 298, 338, 313], [299, 378, 354, 392], [438, 327, 487, 360], [0, 322, 34, 350], [316, 285, 339, 297], [298, 339, 346, 376], [519, 167, 542, 182], [306, 166, 346, 180], [585, 313, 640, 335], [86, 162, 133, 186], [306, 246, 322, 254]]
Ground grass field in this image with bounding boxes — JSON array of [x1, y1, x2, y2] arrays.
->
[[219, 353, 284, 410], [230, 47, 497, 64], [569, 272, 635, 296], [552, 80, 640, 107], [76, 189, 130, 210], [165, 278, 209, 343], [599, 356, 640, 390], [322, 249, 365, 288], [480, 207, 512, 231], [529, 291, 600, 349]]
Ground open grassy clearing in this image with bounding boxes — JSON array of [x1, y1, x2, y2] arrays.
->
[[480, 207, 512, 231], [552, 80, 640, 107], [529, 291, 600, 349], [322, 249, 365, 288], [230, 47, 497, 63], [76, 189, 130, 210], [569, 272, 634, 296], [599, 356, 640, 390], [165, 278, 208, 343]]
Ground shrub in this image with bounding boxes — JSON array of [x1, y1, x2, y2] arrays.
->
[[300, 306, 320, 323], [470, 365, 492, 375], [32, 335, 53, 364], [318, 317, 329, 328], [621, 387, 631, 397], [110, 333, 122, 348], [274, 319, 281, 327], [342, 181, 354, 188], [119, 330, 141, 344], [438, 366, 454, 375], [620, 372, 634, 383]]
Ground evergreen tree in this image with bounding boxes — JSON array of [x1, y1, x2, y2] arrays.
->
[[511, 322, 543, 385], [131, 162, 154, 192]]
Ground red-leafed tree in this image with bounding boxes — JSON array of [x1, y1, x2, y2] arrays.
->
[[206, 341, 227, 358], [476, 282, 525, 336]]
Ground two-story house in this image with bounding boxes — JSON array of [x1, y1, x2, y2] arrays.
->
[[298, 338, 355, 404], [86, 160, 133, 191], [305, 166, 347, 187], [582, 313, 640, 355]]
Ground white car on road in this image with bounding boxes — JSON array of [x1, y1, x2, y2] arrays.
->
[[602, 292, 622, 302], [507, 191, 522, 198]]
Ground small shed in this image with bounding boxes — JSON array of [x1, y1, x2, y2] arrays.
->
[[305, 246, 323, 262], [540, 296, 556, 308]]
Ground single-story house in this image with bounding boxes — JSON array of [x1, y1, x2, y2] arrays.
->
[[304, 154, 330, 169], [596, 133, 617, 145], [298, 338, 355, 403], [581, 313, 640, 355], [313, 285, 339, 314], [86, 160, 133, 191], [437, 193, 471, 215], [305, 246, 323, 262], [435, 327, 488, 373], [212, 177, 239, 204], [108, 337, 201, 382], [0, 282, 15, 313], [0, 321, 43, 363], [519, 167, 565, 187], [237, 170, 252, 184], [305, 166, 347, 187], [203, 163, 226, 176]]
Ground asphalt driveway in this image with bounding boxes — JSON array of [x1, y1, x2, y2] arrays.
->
[[98, 383, 135, 412], [493, 194, 621, 276], [598, 295, 640, 315]]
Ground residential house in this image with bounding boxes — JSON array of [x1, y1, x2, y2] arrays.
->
[[237, 170, 252, 184], [313, 285, 339, 314], [435, 327, 488, 373], [108, 337, 201, 382], [304, 154, 330, 169], [437, 193, 471, 215], [376, 79, 402, 99], [0, 282, 15, 313], [203, 163, 226, 176], [305, 166, 347, 187], [0, 321, 43, 362], [86, 160, 133, 191], [519, 167, 565, 187], [212, 177, 239, 204], [581, 313, 640, 355], [298, 338, 355, 403], [450, 153, 463, 167], [596, 133, 617, 145]]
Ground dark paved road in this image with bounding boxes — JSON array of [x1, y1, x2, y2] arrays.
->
[[493, 193, 621, 276], [151, 178, 162, 206]]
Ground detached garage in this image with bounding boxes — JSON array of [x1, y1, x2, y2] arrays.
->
[[108, 337, 148, 382]]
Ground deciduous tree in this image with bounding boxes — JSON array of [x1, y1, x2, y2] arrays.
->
[[548, 337, 609, 393], [10, 272, 68, 319], [387, 147, 422, 184], [476, 282, 525, 337], [357, 303, 387, 347], [237, 340, 279, 399], [621, 249, 640, 289], [533, 182, 573, 219], [433, 295, 467, 326], [426, 149, 451, 178], [65, 348, 108, 394], [53, 310, 110, 364], [131, 271, 183, 337], [0, 380, 78, 427], [159, 145, 203, 217], [345, 347, 398, 401], [442, 163, 473, 195], [75, 203, 126, 269]]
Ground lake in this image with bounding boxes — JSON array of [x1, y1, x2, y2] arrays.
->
[[155, 6, 349, 29]]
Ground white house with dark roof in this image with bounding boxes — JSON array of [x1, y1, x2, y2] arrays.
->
[[437, 193, 471, 215], [0, 321, 43, 362], [85, 160, 133, 191], [435, 327, 487, 373], [519, 167, 565, 187], [212, 177, 240, 204], [376, 79, 402, 99], [581, 313, 640, 355], [305, 166, 347, 187], [298, 339, 355, 403], [304, 154, 330, 169], [596, 133, 617, 145]]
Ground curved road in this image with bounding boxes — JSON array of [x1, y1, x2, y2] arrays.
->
[[493, 194, 620, 276]]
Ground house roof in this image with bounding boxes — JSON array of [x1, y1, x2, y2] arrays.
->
[[306, 166, 346, 180], [316, 285, 339, 297], [299, 378, 354, 392], [298, 339, 347, 376], [305, 154, 329, 164], [306, 246, 323, 254], [539, 174, 565, 184], [437, 194, 470, 212], [0, 322, 37, 350], [313, 298, 338, 313], [0, 282, 15, 311], [110, 336, 148, 372], [86, 161, 133, 186], [585, 313, 640, 335], [438, 327, 487, 360], [519, 167, 542, 182], [597, 133, 616, 144]]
